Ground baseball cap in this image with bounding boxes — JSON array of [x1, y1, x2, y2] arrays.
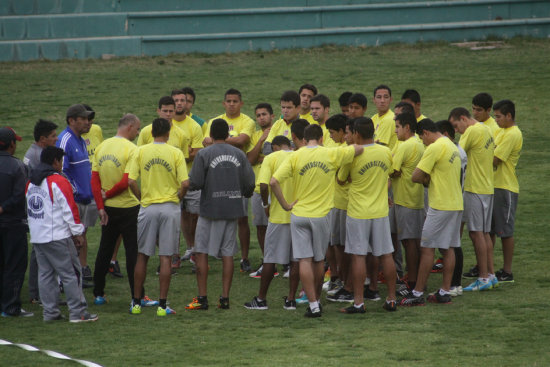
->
[[0, 127, 22, 147], [66, 104, 93, 119]]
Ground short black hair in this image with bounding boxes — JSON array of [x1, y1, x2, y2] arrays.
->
[[325, 114, 348, 132], [416, 118, 437, 135], [299, 84, 318, 96], [373, 84, 392, 97], [394, 101, 415, 115], [210, 118, 229, 140], [304, 124, 323, 142], [290, 119, 310, 140], [348, 93, 367, 109], [152, 118, 171, 137], [171, 89, 184, 97], [272, 135, 291, 148], [472, 92, 493, 110], [338, 92, 353, 107], [224, 88, 242, 100], [435, 119, 455, 140], [158, 96, 175, 109], [40, 146, 65, 165], [181, 87, 196, 103], [33, 119, 58, 142], [354, 117, 374, 139], [280, 90, 300, 107], [493, 99, 515, 119], [401, 89, 421, 103], [346, 118, 356, 133], [255, 103, 273, 115], [448, 107, 471, 121], [395, 113, 417, 132], [310, 94, 330, 108]]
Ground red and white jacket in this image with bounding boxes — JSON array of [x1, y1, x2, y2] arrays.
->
[[26, 168, 85, 244]]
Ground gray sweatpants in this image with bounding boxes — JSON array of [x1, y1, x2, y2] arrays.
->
[[34, 238, 87, 321]]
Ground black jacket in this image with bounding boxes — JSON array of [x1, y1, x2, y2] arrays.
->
[[0, 151, 27, 227]]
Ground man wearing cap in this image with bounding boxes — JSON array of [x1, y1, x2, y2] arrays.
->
[[56, 104, 108, 289], [0, 127, 33, 317]]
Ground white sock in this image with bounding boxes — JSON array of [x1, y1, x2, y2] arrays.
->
[[412, 290, 423, 297], [110, 260, 116, 265], [439, 288, 450, 296], [309, 301, 319, 311], [364, 277, 371, 285], [354, 303, 364, 308]]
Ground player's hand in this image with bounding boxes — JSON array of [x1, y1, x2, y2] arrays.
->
[[72, 235, 84, 248], [260, 127, 271, 141], [98, 209, 108, 226], [264, 205, 270, 217], [284, 199, 298, 211], [203, 137, 213, 146]]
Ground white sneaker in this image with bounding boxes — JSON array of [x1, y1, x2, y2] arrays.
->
[[322, 280, 331, 292], [283, 269, 290, 278], [449, 286, 463, 297], [181, 248, 194, 261]]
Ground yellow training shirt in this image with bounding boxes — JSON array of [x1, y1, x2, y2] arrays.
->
[[258, 150, 293, 224], [417, 137, 463, 211], [265, 118, 293, 143], [172, 116, 203, 172], [137, 123, 190, 160], [372, 110, 397, 150], [273, 145, 354, 218], [205, 113, 255, 142], [331, 142, 350, 210], [459, 122, 495, 195], [82, 124, 103, 161], [494, 125, 522, 193], [417, 114, 427, 122], [300, 112, 317, 125], [319, 123, 336, 147], [92, 136, 139, 208], [481, 116, 499, 136], [127, 143, 188, 207], [248, 128, 267, 194], [391, 136, 425, 209], [339, 143, 392, 219]]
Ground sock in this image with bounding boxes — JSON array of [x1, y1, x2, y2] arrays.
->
[[354, 302, 364, 309], [412, 289, 423, 297], [439, 288, 450, 296], [408, 281, 416, 290], [309, 301, 319, 311], [256, 297, 264, 302], [364, 277, 371, 285], [480, 277, 489, 283], [159, 299, 167, 309], [133, 298, 141, 307], [489, 273, 495, 280]]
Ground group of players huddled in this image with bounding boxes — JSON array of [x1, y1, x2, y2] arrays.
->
[[20, 83, 522, 320]]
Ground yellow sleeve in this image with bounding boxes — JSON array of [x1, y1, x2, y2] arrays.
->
[[392, 142, 406, 172], [240, 116, 255, 138], [175, 150, 189, 183], [191, 122, 204, 149], [272, 153, 294, 183], [494, 130, 517, 162], [127, 148, 140, 180], [258, 154, 274, 185], [417, 144, 437, 175]]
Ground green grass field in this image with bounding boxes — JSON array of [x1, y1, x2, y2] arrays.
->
[[1, 38, 550, 367]]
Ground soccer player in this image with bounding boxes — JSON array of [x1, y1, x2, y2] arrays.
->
[[390, 112, 424, 294], [400, 119, 463, 306], [247, 103, 274, 276], [244, 136, 298, 310], [472, 93, 499, 136], [128, 118, 189, 316], [347, 93, 368, 119], [298, 83, 318, 124], [338, 91, 353, 117], [310, 94, 335, 146], [491, 99, 522, 283], [171, 89, 204, 266], [57, 104, 107, 289], [401, 89, 427, 122], [23, 119, 58, 304], [372, 85, 397, 149], [449, 107, 496, 291], [179, 86, 206, 131], [26, 146, 97, 322], [264, 90, 301, 155], [271, 124, 362, 317], [185, 119, 255, 310]]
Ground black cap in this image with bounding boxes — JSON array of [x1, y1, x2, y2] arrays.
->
[[66, 104, 92, 119], [0, 127, 22, 147]]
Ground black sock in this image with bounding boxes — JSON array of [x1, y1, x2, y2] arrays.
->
[[408, 281, 416, 290], [159, 299, 167, 309], [133, 298, 141, 306]]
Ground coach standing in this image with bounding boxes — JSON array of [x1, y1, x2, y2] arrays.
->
[[0, 127, 33, 317]]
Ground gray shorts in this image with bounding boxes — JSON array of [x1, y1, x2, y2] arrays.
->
[[264, 222, 295, 264], [137, 203, 180, 257], [345, 216, 394, 256], [194, 217, 238, 257], [491, 188, 518, 238], [251, 192, 268, 226], [290, 214, 330, 261], [77, 201, 98, 228], [421, 207, 462, 249], [463, 192, 493, 232], [242, 197, 249, 217], [181, 190, 200, 215], [330, 208, 346, 246], [395, 204, 424, 241]]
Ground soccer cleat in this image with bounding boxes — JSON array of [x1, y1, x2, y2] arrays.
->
[[181, 248, 194, 261], [82, 265, 93, 282], [45, 314, 66, 321], [327, 279, 344, 296], [322, 280, 331, 292], [218, 296, 230, 309], [244, 296, 268, 310], [283, 297, 296, 310], [449, 286, 463, 297], [282, 269, 290, 278], [377, 271, 386, 284], [427, 290, 452, 304], [397, 282, 410, 297], [327, 288, 353, 303], [1, 309, 34, 317], [383, 300, 397, 312], [70, 312, 98, 323], [130, 304, 141, 315], [240, 259, 251, 272], [491, 276, 500, 289], [463, 279, 492, 292], [296, 291, 309, 304], [364, 287, 381, 301], [304, 306, 322, 318], [399, 294, 426, 307], [141, 296, 159, 307], [431, 258, 444, 273], [171, 256, 181, 269], [157, 306, 176, 316], [463, 265, 479, 278], [249, 264, 263, 278], [496, 269, 514, 283], [324, 269, 331, 282], [108, 261, 123, 278], [186, 297, 208, 310], [94, 296, 107, 305], [340, 304, 366, 314]]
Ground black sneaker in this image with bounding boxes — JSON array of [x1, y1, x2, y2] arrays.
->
[[82, 265, 93, 282], [396, 283, 410, 297], [326, 288, 353, 303], [364, 286, 381, 301], [69, 311, 98, 323], [463, 264, 479, 278], [218, 296, 230, 309], [240, 259, 251, 272], [82, 279, 94, 288], [496, 269, 514, 283], [244, 296, 268, 310], [283, 296, 296, 310], [383, 300, 397, 312], [427, 290, 452, 304], [304, 306, 321, 318], [109, 261, 124, 278], [45, 314, 66, 321], [399, 293, 426, 307], [340, 304, 366, 314]]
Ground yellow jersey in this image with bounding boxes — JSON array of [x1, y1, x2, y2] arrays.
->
[[82, 124, 103, 162], [258, 150, 293, 224], [459, 123, 495, 195], [494, 125, 522, 193], [137, 123, 190, 160], [204, 113, 255, 147], [299, 112, 317, 125], [248, 128, 267, 194], [172, 116, 203, 172], [265, 118, 293, 144], [417, 114, 427, 122], [481, 116, 499, 136], [319, 123, 336, 147], [331, 142, 350, 210], [372, 110, 397, 150], [391, 136, 425, 209]]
